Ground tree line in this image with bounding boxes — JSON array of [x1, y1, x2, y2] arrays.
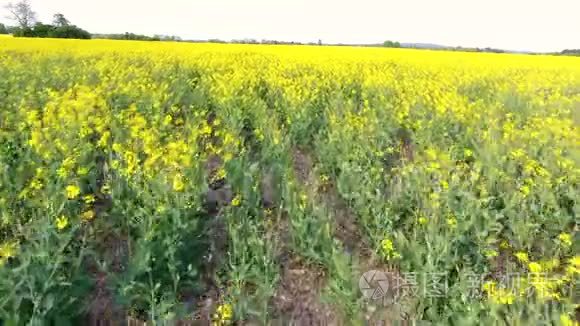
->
[[560, 49, 580, 56], [1, 1, 181, 41], [2, 1, 90, 39], [92, 33, 181, 42]]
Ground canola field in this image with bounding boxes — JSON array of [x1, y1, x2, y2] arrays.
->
[[0, 37, 578, 324]]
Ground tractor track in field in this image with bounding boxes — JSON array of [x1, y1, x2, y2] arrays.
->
[[268, 147, 369, 324], [292, 148, 372, 259], [188, 112, 233, 324], [288, 147, 410, 324], [264, 207, 339, 325], [84, 147, 131, 325]]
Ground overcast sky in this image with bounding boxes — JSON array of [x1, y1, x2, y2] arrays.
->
[[1, 0, 578, 52]]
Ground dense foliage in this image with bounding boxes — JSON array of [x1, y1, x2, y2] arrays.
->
[[562, 49, 580, 56], [383, 40, 401, 48], [0, 38, 578, 324], [11, 23, 91, 39], [92, 33, 181, 42]]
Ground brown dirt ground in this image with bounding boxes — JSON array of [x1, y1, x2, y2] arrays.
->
[[290, 148, 409, 324]]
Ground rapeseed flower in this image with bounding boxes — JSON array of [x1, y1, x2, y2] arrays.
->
[[515, 252, 529, 264], [213, 303, 233, 325], [0, 241, 18, 266], [231, 194, 241, 207], [558, 233, 573, 247], [66, 185, 81, 199], [173, 174, 185, 192], [82, 210, 95, 221], [56, 215, 69, 230]]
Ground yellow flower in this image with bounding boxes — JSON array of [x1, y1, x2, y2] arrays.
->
[[215, 168, 227, 180], [510, 149, 526, 159], [223, 152, 233, 162], [560, 314, 578, 326], [529, 273, 560, 301], [30, 179, 43, 190], [429, 192, 441, 208], [213, 303, 233, 324], [123, 150, 139, 175], [499, 240, 510, 249], [570, 256, 580, 268], [558, 233, 572, 247], [528, 262, 542, 273], [163, 114, 173, 126], [112, 143, 123, 153], [0, 241, 18, 266], [201, 123, 212, 135], [83, 195, 96, 205], [380, 238, 401, 260], [82, 210, 95, 221], [101, 182, 111, 195], [418, 216, 428, 225], [464, 148, 473, 158], [493, 289, 515, 305], [66, 184, 81, 199], [425, 148, 438, 160], [484, 249, 498, 258], [519, 185, 531, 197], [539, 258, 559, 272], [446, 217, 457, 229], [231, 194, 241, 207], [482, 281, 515, 305], [173, 174, 185, 192], [381, 238, 394, 252], [515, 252, 529, 264], [565, 256, 580, 276], [56, 215, 69, 230], [299, 193, 307, 209], [482, 280, 496, 293]]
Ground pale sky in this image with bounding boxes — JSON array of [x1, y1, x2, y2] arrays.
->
[[1, 0, 579, 52]]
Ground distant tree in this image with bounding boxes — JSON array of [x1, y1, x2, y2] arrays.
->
[[92, 32, 161, 41], [50, 25, 91, 39], [5, 0, 36, 29], [156, 34, 181, 41], [9, 12, 91, 40], [383, 40, 401, 48], [0, 23, 7, 34], [11, 26, 31, 37], [31, 22, 52, 37], [6, 25, 18, 34], [561, 49, 580, 56], [52, 13, 70, 27]]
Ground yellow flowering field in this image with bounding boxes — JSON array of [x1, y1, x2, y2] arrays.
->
[[0, 37, 578, 324]]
